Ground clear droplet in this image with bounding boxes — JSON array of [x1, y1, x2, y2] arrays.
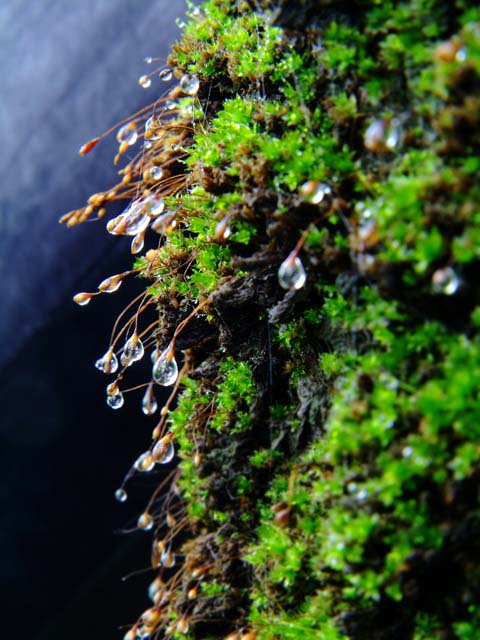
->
[[176, 617, 190, 634], [432, 267, 460, 295], [144, 195, 165, 217], [278, 254, 307, 290], [142, 384, 158, 416], [160, 549, 176, 568], [106, 383, 124, 410], [134, 452, 155, 472], [116, 123, 138, 146], [364, 119, 387, 152], [138, 74, 152, 88], [106, 200, 150, 236], [312, 183, 332, 204], [123, 334, 145, 365], [164, 99, 177, 111], [73, 292, 93, 306], [153, 439, 175, 464], [456, 47, 467, 62], [95, 347, 118, 374], [115, 488, 128, 503], [385, 119, 401, 151], [148, 577, 163, 602], [151, 212, 175, 233], [152, 345, 178, 386], [179, 73, 199, 96], [159, 68, 173, 81], [145, 115, 163, 140], [98, 274, 123, 293], [138, 511, 154, 530], [131, 231, 145, 255], [144, 56, 153, 64], [214, 216, 231, 240], [148, 166, 163, 181]]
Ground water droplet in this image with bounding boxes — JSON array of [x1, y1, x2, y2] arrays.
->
[[73, 292, 93, 306], [402, 446, 413, 458], [106, 382, 124, 410], [138, 511, 154, 530], [106, 200, 150, 236], [177, 19, 186, 28], [152, 344, 178, 386], [144, 195, 165, 217], [160, 549, 176, 568], [151, 212, 175, 233], [142, 384, 158, 415], [166, 512, 176, 528], [137, 626, 152, 640], [432, 267, 460, 295], [138, 74, 152, 88], [179, 73, 199, 96], [131, 230, 145, 255], [214, 216, 231, 240], [95, 347, 118, 374], [300, 180, 332, 204], [164, 99, 177, 111], [134, 452, 155, 472], [148, 165, 163, 181], [159, 68, 173, 81], [148, 577, 163, 602], [385, 119, 401, 150], [176, 617, 189, 634], [364, 119, 387, 152], [278, 253, 307, 290], [152, 438, 175, 464], [151, 348, 160, 363], [144, 56, 153, 64], [122, 334, 145, 366], [116, 123, 138, 146], [123, 628, 137, 640], [98, 274, 123, 293], [115, 488, 128, 503], [456, 47, 467, 62], [144, 140, 152, 150], [356, 489, 368, 503]]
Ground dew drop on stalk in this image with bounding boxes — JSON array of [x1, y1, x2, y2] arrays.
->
[[142, 383, 158, 415], [148, 577, 164, 602], [300, 180, 332, 204], [73, 292, 93, 306], [144, 56, 153, 64], [432, 267, 460, 295], [153, 438, 175, 464], [151, 211, 175, 233], [144, 195, 165, 216], [98, 274, 123, 293], [138, 511, 154, 531], [278, 253, 307, 290], [131, 230, 145, 255], [134, 452, 155, 472], [176, 617, 189, 634], [107, 200, 150, 236], [106, 382, 124, 410], [159, 68, 173, 81], [148, 165, 164, 181], [115, 488, 128, 503], [160, 549, 176, 568], [214, 216, 231, 240], [152, 344, 178, 386], [179, 73, 199, 95], [122, 333, 145, 366], [116, 123, 138, 146], [95, 347, 118, 374], [138, 74, 152, 88]]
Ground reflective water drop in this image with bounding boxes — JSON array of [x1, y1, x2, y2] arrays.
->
[[73, 292, 93, 306], [123, 334, 145, 366], [153, 438, 175, 464], [164, 99, 177, 111], [456, 47, 467, 62], [116, 123, 138, 146], [98, 274, 123, 293], [214, 216, 231, 240], [107, 200, 150, 236], [144, 56, 153, 64], [150, 348, 160, 363], [138, 74, 152, 88], [115, 488, 128, 503], [134, 452, 155, 472], [148, 577, 163, 602], [160, 549, 176, 568], [95, 347, 118, 374], [432, 267, 460, 295], [364, 119, 387, 152], [137, 626, 152, 640], [148, 165, 164, 181], [144, 195, 165, 217], [278, 254, 307, 290], [151, 211, 175, 233], [144, 140, 152, 150], [159, 68, 173, 81], [106, 382, 124, 410], [131, 230, 145, 255], [179, 73, 199, 95], [138, 511, 154, 530], [300, 180, 332, 205], [142, 384, 158, 415], [152, 344, 178, 386], [385, 119, 401, 150], [176, 618, 189, 635], [166, 512, 176, 528]]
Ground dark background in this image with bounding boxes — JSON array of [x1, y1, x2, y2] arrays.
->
[[0, 1, 185, 637]]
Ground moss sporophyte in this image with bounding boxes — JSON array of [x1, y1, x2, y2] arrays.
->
[[63, 1, 480, 638]]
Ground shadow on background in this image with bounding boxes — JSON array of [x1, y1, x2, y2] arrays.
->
[[0, 1, 185, 637]]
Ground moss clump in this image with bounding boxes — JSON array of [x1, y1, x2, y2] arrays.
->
[[65, 0, 480, 638]]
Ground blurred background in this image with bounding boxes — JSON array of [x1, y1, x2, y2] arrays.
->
[[0, 1, 185, 637]]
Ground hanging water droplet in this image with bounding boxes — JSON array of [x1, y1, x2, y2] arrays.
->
[[300, 180, 332, 205], [151, 348, 160, 363], [153, 439, 175, 464], [456, 47, 467, 62], [116, 123, 138, 146], [159, 68, 173, 81], [137, 625, 152, 640], [115, 488, 128, 503], [214, 216, 231, 240], [123, 334, 145, 366], [432, 267, 460, 295], [164, 99, 177, 111], [148, 165, 163, 181], [278, 253, 307, 290], [73, 292, 93, 306], [137, 511, 154, 530], [151, 211, 175, 233], [144, 140, 152, 150], [144, 56, 153, 64], [98, 274, 124, 293], [179, 73, 199, 96], [152, 344, 178, 386], [95, 347, 118, 374], [138, 74, 152, 88], [385, 119, 401, 151], [107, 200, 150, 236], [148, 577, 163, 602], [134, 452, 155, 472], [176, 617, 190, 634], [144, 195, 165, 216], [160, 549, 176, 568], [142, 384, 158, 415], [131, 230, 145, 254], [106, 382, 124, 410]]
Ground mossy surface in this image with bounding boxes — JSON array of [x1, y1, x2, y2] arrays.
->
[[65, 1, 480, 638]]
